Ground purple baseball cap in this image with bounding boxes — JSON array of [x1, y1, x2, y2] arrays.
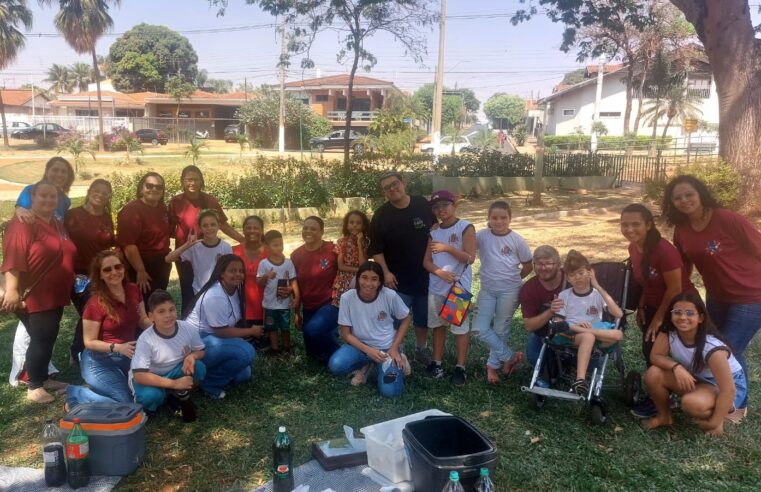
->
[[429, 189, 456, 206]]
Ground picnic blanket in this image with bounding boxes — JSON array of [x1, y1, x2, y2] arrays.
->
[[252, 460, 381, 492], [0, 465, 120, 492]]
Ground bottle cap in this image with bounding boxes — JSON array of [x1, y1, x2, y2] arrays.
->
[[480, 467, 489, 476], [450, 471, 459, 481], [73, 418, 81, 424], [279, 426, 286, 433]]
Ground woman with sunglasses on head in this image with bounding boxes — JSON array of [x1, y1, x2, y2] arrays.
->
[[64, 179, 116, 368], [169, 165, 245, 311], [663, 175, 761, 418], [65, 250, 151, 410], [117, 172, 172, 305]]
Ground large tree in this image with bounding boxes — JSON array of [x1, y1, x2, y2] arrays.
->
[[483, 93, 526, 130], [213, 0, 437, 166], [0, 0, 33, 148], [106, 23, 198, 93], [411, 83, 480, 130], [514, 0, 761, 210], [40, 0, 120, 151], [69, 61, 92, 92], [44, 63, 72, 93]]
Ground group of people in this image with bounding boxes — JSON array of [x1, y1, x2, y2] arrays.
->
[[2, 159, 759, 436]]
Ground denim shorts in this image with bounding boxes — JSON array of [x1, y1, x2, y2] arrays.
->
[[699, 370, 748, 411], [396, 291, 428, 328]]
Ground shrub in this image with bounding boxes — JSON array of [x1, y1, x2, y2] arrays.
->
[[512, 124, 528, 146], [34, 135, 59, 149], [437, 151, 534, 177], [543, 134, 673, 151], [644, 160, 741, 209]]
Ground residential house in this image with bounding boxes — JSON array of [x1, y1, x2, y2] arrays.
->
[[284, 74, 402, 129], [540, 62, 719, 143], [0, 89, 51, 119]]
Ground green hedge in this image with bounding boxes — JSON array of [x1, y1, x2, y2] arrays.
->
[[544, 135, 673, 150]]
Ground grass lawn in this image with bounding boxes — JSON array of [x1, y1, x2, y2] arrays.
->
[[1, 192, 761, 491]]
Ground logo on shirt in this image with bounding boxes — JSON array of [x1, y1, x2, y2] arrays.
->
[[449, 233, 458, 244], [378, 310, 387, 321], [647, 266, 658, 279], [412, 217, 427, 229], [586, 306, 599, 317], [500, 245, 512, 256], [320, 258, 330, 270], [706, 240, 721, 256]]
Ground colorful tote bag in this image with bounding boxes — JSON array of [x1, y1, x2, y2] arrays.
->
[[439, 281, 473, 326]]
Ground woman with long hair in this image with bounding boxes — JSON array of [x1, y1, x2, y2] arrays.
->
[[232, 216, 268, 327], [662, 175, 761, 417], [65, 250, 151, 409], [183, 254, 263, 399]]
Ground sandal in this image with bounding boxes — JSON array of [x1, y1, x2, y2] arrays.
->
[[350, 364, 371, 386], [502, 352, 524, 376], [725, 406, 747, 424]]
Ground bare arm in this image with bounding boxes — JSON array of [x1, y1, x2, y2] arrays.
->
[[649, 332, 696, 392], [339, 324, 386, 363], [131, 349, 204, 392], [388, 314, 412, 367], [695, 351, 736, 432], [220, 222, 245, 243], [83, 319, 136, 357], [645, 268, 683, 342], [137, 302, 151, 330], [289, 278, 300, 309], [372, 253, 398, 289], [523, 296, 564, 333], [165, 235, 199, 263], [123, 245, 151, 293], [520, 261, 534, 279], [590, 271, 624, 319], [1, 270, 21, 312]]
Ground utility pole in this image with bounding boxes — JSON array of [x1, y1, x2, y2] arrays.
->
[[278, 15, 286, 154], [590, 56, 604, 153], [431, 0, 447, 160], [532, 123, 545, 206]]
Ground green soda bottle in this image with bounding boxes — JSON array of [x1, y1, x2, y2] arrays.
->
[[273, 426, 294, 492], [66, 418, 90, 489]]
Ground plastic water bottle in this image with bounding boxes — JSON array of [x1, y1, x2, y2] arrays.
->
[[442, 471, 465, 492], [66, 418, 90, 489], [273, 426, 294, 492], [475, 467, 495, 492], [42, 419, 66, 487]]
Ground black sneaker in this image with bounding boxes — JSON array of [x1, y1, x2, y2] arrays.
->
[[425, 362, 444, 379], [630, 398, 657, 419], [451, 366, 467, 385], [174, 390, 197, 423]]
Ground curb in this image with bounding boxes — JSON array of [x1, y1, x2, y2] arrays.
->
[[512, 205, 627, 223]]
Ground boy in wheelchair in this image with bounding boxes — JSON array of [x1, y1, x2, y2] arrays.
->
[[549, 250, 624, 396]]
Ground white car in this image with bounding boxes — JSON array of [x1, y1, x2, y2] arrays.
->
[[421, 135, 472, 154], [0, 121, 30, 132]]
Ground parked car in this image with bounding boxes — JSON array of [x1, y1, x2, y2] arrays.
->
[[420, 135, 473, 154], [135, 128, 168, 145], [224, 124, 242, 142], [309, 129, 365, 153], [11, 123, 71, 140], [0, 121, 30, 133]]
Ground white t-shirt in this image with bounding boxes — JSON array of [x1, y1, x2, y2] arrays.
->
[[130, 320, 205, 378], [429, 219, 474, 296], [476, 229, 532, 292], [257, 257, 297, 310], [184, 282, 242, 334], [556, 287, 606, 325], [669, 332, 743, 379], [180, 239, 233, 293], [338, 287, 410, 350]]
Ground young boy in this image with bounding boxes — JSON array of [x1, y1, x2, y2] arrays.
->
[[165, 209, 233, 294], [130, 290, 206, 421], [257, 230, 300, 353], [422, 190, 476, 385], [553, 250, 624, 396]]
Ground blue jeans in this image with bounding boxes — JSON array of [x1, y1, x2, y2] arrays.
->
[[472, 288, 520, 369], [526, 333, 545, 369], [66, 350, 132, 407], [132, 360, 206, 412], [302, 304, 340, 362], [706, 298, 761, 408], [328, 344, 404, 399], [200, 333, 255, 398]]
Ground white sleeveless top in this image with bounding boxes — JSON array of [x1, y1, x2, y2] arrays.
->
[[429, 219, 473, 295], [668, 332, 742, 378]]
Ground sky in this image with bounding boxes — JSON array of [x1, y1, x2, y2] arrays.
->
[[2, 1, 759, 110]]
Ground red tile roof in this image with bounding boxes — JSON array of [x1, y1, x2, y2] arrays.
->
[[285, 74, 395, 88], [585, 64, 624, 76], [0, 89, 47, 106], [49, 90, 155, 109]]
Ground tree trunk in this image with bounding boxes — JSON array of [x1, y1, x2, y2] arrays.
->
[[0, 91, 8, 149], [343, 42, 361, 168], [623, 63, 635, 135], [670, 0, 761, 210], [662, 115, 674, 139], [632, 56, 650, 135], [92, 49, 105, 152]]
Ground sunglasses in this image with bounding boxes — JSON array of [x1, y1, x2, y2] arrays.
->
[[144, 183, 165, 191], [671, 309, 698, 317], [101, 263, 125, 274]]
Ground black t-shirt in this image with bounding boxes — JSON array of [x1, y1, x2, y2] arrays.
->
[[369, 195, 436, 295]]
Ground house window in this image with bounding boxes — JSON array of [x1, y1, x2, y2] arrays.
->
[[600, 111, 621, 118], [353, 99, 371, 111], [178, 111, 190, 118], [75, 109, 98, 116], [196, 110, 209, 118], [315, 94, 329, 102], [336, 97, 346, 110], [562, 109, 575, 116], [159, 111, 173, 117]]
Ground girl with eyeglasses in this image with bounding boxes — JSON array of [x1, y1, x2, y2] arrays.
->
[[65, 250, 151, 410], [644, 292, 747, 435], [117, 172, 172, 305]]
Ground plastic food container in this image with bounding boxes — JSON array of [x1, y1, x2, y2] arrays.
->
[[359, 409, 449, 483]]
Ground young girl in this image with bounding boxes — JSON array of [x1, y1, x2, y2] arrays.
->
[[332, 210, 370, 307], [166, 209, 233, 294], [644, 292, 748, 435], [473, 200, 533, 384]]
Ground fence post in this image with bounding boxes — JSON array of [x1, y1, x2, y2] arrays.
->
[[532, 125, 545, 206]]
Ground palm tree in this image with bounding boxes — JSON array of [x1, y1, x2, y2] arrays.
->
[[44, 63, 72, 93], [0, 0, 33, 148], [69, 61, 91, 92], [658, 84, 703, 138], [40, 0, 121, 151]]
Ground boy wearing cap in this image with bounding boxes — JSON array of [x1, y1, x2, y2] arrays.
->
[[422, 190, 476, 385]]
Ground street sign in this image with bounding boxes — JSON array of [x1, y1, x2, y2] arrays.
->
[[684, 118, 698, 133]]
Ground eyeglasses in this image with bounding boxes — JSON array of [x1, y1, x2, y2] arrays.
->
[[670, 309, 697, 317], [381, 180, 401, 192], [535, 262, 557, 269], [144, 183, 165, 191], [101, 263, 125, 274]]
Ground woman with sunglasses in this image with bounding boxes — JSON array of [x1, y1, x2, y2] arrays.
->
[[64, 179, 116, 368], [65, 250, 151, 409], [169, 165, 244, 310], [117, 172, 172, 305]]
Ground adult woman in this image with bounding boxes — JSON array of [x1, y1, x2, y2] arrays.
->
[[232, 216, 268, 326], [183, 254, 262, 398], [328, 262, 411, 398], [168, 165, 245, 309], [64, 179, 116, 366], [663, 175, 761, 414], [65, 250, 150, 409], [117, 172, 172, 305], [2, 181, 77, 403], [290, 216, 339, 362]]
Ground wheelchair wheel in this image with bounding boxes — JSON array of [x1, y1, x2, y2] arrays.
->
[[590, 400, 608, 425], [530, 393, 546, 410], [624, 370, 642, 407]]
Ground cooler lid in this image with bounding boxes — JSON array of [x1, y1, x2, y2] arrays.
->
[[60, 403, 145, 430]]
